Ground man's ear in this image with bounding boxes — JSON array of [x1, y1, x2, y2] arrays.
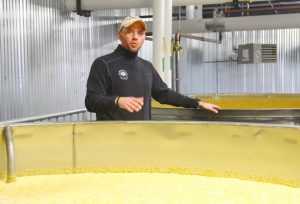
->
[[118, 32, 122, 41]]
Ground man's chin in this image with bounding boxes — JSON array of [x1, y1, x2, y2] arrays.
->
[[129, 47, 140, 53]]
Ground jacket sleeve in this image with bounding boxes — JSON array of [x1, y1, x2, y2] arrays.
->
[[151, 64, 200, 108], [85, 58, 117, 113]]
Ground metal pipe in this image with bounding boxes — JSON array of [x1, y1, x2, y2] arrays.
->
[[75, 0, 91, 16], [172, 31, 221, 92], [174, 51, 180, 92], [4, 126, 16, 183], [224, 5, 300, 14], [76, 0, 81, 15], [0, 109, 88, 125], [173, 32, 181, 92], [180, 33, 222, 44]]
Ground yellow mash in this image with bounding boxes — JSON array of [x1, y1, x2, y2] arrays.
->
[[0, 173, 300, 204]]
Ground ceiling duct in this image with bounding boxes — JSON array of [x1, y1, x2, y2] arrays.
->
[[64, 0, 268, 11], [205, 21, 225, 32]]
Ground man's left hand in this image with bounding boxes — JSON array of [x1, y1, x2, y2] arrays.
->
[[198, 101, 220, 114]]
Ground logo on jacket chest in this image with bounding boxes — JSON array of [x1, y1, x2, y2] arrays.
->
[[118, 69, 128, 80]]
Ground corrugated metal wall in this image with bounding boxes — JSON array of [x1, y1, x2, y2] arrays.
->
[[178, 29, 300, 94], [0, 0, 151, 121], [1, 0, 299, 121], [0, 0, 114, 121]]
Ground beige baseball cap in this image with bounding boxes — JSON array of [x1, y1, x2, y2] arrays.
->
[[119, 16, 147, 32]]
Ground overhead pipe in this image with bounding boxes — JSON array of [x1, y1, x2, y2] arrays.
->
[[224, 5, 300, 15], [179, 33, 222, 44], [164, 0, 172, 88], [152, 0, 165, 79], [144, 13, 300, 33], [203, 2, 300, 18], [64, 0, 268, 11]]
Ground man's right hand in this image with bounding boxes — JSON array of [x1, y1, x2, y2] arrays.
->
[[117, 97, 144, 113]]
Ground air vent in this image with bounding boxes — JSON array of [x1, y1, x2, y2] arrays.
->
[[261, 44, 277, 62], [238, 44, 277, 64]]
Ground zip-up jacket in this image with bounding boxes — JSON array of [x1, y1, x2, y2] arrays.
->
[[85, 45, 200, 120]]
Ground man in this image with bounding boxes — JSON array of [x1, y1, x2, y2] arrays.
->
[[85, 16, 220, 120]]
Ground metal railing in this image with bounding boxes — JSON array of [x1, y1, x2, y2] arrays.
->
[[0, 109, 96, 125]]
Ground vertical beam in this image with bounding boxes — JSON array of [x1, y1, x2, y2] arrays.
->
[[164, 0, 172, 87], [152, 0, 164, 79]]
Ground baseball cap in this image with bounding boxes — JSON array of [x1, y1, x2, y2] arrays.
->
[[119, 16, 147, 32]]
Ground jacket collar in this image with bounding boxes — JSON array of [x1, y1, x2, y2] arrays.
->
[[115, 45, 138, 59]]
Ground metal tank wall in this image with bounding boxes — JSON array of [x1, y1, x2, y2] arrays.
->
[[0, 0, 151, 121], [177, 29, 300, 94]]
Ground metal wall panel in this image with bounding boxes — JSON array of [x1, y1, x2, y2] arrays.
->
[[0, 0, 105, 121], [177, 29, 300, 95], [0, 0, 153, 121]]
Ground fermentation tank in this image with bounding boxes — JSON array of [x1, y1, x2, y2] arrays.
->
[[1, 94, 300, 202]]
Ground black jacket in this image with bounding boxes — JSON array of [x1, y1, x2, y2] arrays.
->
[[85, 45, 199, 120]]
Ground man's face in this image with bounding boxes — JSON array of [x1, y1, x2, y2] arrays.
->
[[118, 22, 146, 53]]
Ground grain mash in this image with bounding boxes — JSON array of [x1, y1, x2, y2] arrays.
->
[[0, 173, 299, 204]]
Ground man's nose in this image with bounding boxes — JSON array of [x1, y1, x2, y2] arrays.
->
[[132, 32, 138, 39]]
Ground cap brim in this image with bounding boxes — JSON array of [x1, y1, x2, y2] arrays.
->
[[119, 20, 147, 32]]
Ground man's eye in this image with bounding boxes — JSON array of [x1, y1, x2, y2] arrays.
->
[[125, 30, 133, 35]]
